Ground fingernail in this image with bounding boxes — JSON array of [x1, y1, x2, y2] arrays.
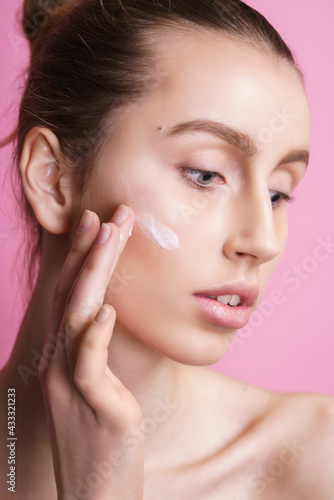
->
[[94, 305, 110, 323], [111, 205, 129, 226], [95, 223, 111, 246], [77, 210, 93, 234]]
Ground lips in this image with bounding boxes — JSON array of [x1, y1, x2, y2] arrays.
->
[[193, 282, 259, 307], [192, 282, 259, 329]]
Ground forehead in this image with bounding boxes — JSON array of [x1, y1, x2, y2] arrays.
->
[[144, 27, 310, 153]]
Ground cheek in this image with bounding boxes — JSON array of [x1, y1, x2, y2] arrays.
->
[[135, 212, 179, 250], [116, 172, 185, 251], [109, 167, 229, 257]]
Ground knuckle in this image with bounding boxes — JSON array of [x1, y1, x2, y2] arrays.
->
[[43, 364, 64, 403], [73, 372, 95, 394], [81, 333, 97, 350], [52, 281, 65, 305], [74, 298, 100, 319], [64, 307, 82, 338], [80, 256, 98, 275], [72, 228, 94, 252]]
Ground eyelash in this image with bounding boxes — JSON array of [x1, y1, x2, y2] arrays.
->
[[178, 166, 297, 207]]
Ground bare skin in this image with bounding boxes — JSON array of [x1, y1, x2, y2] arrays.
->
[[0, 27, 333, 499]]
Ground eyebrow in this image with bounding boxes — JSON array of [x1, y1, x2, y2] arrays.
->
[[164, 119, 309, 169]]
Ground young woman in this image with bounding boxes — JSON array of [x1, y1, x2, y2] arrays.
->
[[0, 0, 333, 498]]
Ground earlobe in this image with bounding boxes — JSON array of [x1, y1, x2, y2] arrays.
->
[[19, 127, 73, 234]]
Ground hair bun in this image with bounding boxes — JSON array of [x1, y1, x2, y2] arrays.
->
[[22, 0, 77, 45]]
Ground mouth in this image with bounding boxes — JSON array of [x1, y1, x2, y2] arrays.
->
[[192, 282, 259, 329], [199, 294, 243, 306]]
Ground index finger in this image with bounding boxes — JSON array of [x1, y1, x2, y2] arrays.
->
[[39, 209, 100, 381]]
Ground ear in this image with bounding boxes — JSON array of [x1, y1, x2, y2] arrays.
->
[[19, 127, 73, 234]]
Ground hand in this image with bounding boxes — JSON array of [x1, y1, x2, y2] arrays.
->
[[38, 205, 144, 500]]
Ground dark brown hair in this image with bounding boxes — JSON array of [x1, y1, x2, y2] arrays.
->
[[2, 0, 303, 304]]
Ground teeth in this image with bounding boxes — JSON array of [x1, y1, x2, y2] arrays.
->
[[217, 294, 241, 306], [205, 294, 241, 306], [229, 294, 241, 306], [216, 294, 232, 305]]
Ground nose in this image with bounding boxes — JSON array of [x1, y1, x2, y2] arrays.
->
[[222, 186, 284, 265]]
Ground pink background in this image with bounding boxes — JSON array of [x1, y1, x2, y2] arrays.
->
[[1, 1, 333, 395]]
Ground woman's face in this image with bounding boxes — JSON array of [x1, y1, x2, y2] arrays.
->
[[81, 29, 310, 365]]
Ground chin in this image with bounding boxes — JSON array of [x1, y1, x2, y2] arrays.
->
[[150, 325, 237, 367]]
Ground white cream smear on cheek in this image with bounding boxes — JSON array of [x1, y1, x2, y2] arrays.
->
[[135, 212, 179, 250], [115, 172, 179, 250]]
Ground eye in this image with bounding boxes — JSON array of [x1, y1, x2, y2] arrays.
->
[[269, 190, 296, 208], [178, 166, 225, 190], [178, 165, 297, 207]]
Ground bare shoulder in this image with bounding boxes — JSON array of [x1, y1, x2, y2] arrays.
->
[[177, 367, 334, 499], [196, 366, 334, 433], [291, 391, 334, 496], [194, 366, 277, 408], [265, 390, 334, 499], [272, 390, 334, 440], [219, 380, 334, 499]]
